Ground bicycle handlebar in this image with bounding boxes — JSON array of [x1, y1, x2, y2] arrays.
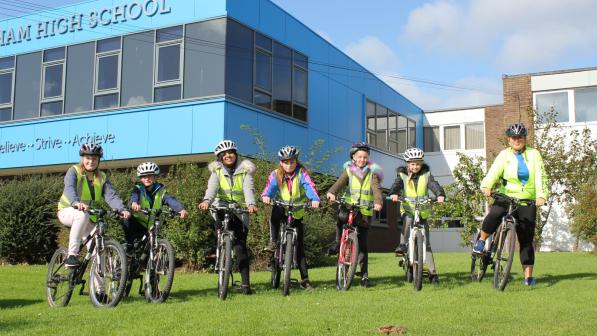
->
[[73, 206, 122, 218], [385, 196, 436, 206], [209, 202, 249, 214], [138, 207, 181, 218], [333, 197, 374, 210], [269, 199, 312, 209], [490, 192, 533, 205]]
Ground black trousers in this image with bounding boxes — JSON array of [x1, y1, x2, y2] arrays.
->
[[481, 202, 537, 266], [121, 218, 148, 246], [335, 206, 370, 278], [270, 205, 309, 280], [214, 211, 250, 286]]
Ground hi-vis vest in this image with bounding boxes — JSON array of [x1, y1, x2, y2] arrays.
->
[[399, 171, 430, 219], [216, 167, 247, 206], [346, 166, 374, 217], [132, 184, 166, 227], [58, 165, 106, 222], [279, 168, 308, 219]]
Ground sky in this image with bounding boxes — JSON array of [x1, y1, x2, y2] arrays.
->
[[2, 0, 597, 110]]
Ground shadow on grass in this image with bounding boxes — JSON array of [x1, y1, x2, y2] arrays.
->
[[539, 272, 597, 287], [0, 299, 42, 309]]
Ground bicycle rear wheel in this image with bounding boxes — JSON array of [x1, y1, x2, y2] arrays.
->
[[217, 235, 233, 300], [89, 239, 127, 308], [493, 222, 517, 291], [336, 230, 359, 290], [46, 248, 74, 307], [282, 232, 294, 296], [413, 230, 424, 291], [145, 239, 175, 303]]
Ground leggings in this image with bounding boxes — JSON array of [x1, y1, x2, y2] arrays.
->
[[270, 205, 309, 280], [58, 207, 94, 256], [400, 214, 437, 274], [214, 211, 250, 286]]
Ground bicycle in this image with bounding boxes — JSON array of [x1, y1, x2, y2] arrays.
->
[[268, 199, 310, 296], [471, 192, 529, 291], [209, 201, 248, 300], [332, 198, 372, 291], [124, 208, 177, 303], [46, 207, 128, 308], [394, 196, 435, 291]]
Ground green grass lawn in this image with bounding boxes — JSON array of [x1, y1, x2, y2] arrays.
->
[[1, 252, 596, 335]]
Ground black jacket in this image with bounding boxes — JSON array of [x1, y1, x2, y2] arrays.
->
[[389, 164, 445, 197]]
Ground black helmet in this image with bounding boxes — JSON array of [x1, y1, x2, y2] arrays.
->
[[505, 123, 527, 137], [349, 142, 370, 158], [79, 143, 103, 158]]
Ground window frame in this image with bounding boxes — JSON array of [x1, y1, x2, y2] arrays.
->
[[40, 48, 66, 116], [153, 25, 185, 102], [365, 99, 417, 154], [291, 50, 308, 121], [0, 57, 15, 120], [94, 37, 122, 110], [253, 32, 273, 110], [533, 90, 571, 124]]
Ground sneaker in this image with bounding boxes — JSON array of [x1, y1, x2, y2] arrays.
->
[[95, 291, 107, 303], [394, 244, 407, 255], [241, 285, 253, 295], [360, 277, 370, 288], [327, 243, 339, 256], [263, 241, 278, 253], [429, 274, 440, 285], [523, 277, 536, 286], [472, 240, 485, 254], [64, 255, 80, 268], [300, 279, 313, 289]]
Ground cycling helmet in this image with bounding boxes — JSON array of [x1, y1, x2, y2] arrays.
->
[[79, 143, 103, 158], [505, 123, 528, 137], [403, 147, 424, 162], [278, 146, 299, 160], [214, 140, 237, 156], [137, 162, 160, 177], [349, 142, 370, 158]]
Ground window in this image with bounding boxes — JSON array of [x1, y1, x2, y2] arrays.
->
[[254, 33, 272, 109], [375, 104, 388, 149], [535, 91, 569, 123], [94, 37, 121, 110], [465, 123, 484, 149], [154, 25, 183, 102], [292, 51, 308, 121], [366, 99, 415, 154], [444, 125, 461, 150], [388, 109, 398, 153], [408, 119, 416, 148], [397, 116, 408, 153], [424, 127, 440, 152], [41, 47, 65, 116], [14, 52, 41, 120], [122, 31, 154, 107], [273, 42, 292, 116], [226, 19, 253, 103], [366, 100, 376, 146], [0, 56, 14, 121], [65, 42, 94, 114], [574, 87, 597, 122]]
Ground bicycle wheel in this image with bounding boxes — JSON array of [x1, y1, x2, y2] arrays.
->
[[145, 239, 175, 303], [336, 230, 359, 290], [46, 248, 74, 307], [271, 248, 281, 289], [470, 233, 489, 282], [412, 230, 424, 291], [493, 222, 517, 291], [89, 239, 127, 308], [282, 232, 294, 296], [217, 235, 232, 300]]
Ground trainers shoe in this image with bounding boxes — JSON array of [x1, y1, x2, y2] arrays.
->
[[472, 240, 485, 254], [241, 285, 253, 295], [95, 291, 107, 303], [429, 274, 440, 285], [263, 241, 278, 253], [523, 277, 536, 286], [300, 279, 313, 289], [360, 277, 370, 288], [327, 243, 339, 256], [394, 244, 407, 255], [64, 255, 80, 268]]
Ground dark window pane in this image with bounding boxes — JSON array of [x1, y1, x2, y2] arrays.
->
[[157, 44, 180, 82], [14, 52, 41, 120], [94, 93, 119, 110], [293, 67, 307, 105], [0, 107, 11, 121], [376, 105, 388, 150], [226, 19, 253, 103], [294, 51, 307, 69], [0, 72, 12, 104], [97, 55, 119, 90], [157, 25, 183, 42], [96, 37, 121, 53], [293, 104, 307, 121], [408, 120, 416, 148], [254, 90, 271, 109], [273, 42, 291, 115], [43, 64, 63, 98], [122, 31, 154, 106], [424, 127, 440, 152], [255, 33, 271, 51], [43, 47, 65, 62], [154, 85, 181, 102], [366, 100, 376, 132], [255, 51, 271, 91], [65, 42, 94, 114], [0, 56, 14, 70], [41, 101, 62, 116]]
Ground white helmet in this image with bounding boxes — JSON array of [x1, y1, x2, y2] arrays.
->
[[278, 146, 299, 160], [214, 140, 237, 156], [403, 147, 424, 162], [137, 162, 160, 177]]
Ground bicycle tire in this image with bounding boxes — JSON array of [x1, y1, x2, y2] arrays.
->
[[217, 235, 233, 300], [493, 222, 517, 291], [413, 230, 424, 291], [145, 239, 175, 303], [282, 232, 294, 296], [89, 239, 127, 308], [470, 233, 489, 282], [336, 230, 359, 290], [271, 249, 281, 289], [46, 248, 74, 307]]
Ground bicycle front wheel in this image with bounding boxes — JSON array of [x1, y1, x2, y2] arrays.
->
[[493, 223, 517, 291], [145, 239, 175, 303], [89, 239, 127, 308], [217, 235, 233, 300], [336, 230, 359, 291], [413, 231, 424, 291], [470, 233, 489, 282], [282, 232, 294, 296], [271, 248, 281, 289], [46, 248, 74, 307]]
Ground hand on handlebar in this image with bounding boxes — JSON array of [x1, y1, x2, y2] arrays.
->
[[74, 202, 89, 211], [120, 210, 131, 219], [262, 196, 271, 205], [389, 194, 399, 202], [247, 205, 258, 214], [198, 200, 210, 211], [437, 196, 445, 203], [311, 201, 320, 209], [179, 209, 189, 219], [481, 188, 492, 197], [536, 197, 546, 207], [326, 192, 336, 203], [373, 203, 382, 211], [131, 202, 141, 212]]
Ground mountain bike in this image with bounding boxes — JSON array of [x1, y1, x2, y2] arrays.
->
[[471, 192, 529, 291], [46, 207, 127, 308], [268, 199, 310, 296], [124, 208, 177, 303], [210, 201, 248, 300]]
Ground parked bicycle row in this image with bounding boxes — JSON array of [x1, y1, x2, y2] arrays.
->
[[47, 122, 548, 307]]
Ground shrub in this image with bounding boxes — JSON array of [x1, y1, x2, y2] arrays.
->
[[568, 175, 597, 253]]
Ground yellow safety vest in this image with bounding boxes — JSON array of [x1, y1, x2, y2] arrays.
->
[[399, 171, 430, 219], [279, 168, 308, 219], [345, 166, 374, 217], [132, 184, 166, 228], [58, 165, 106, 222], [216, 167, 247, 206]]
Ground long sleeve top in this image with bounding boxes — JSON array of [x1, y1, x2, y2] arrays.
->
[[261, 167, 320, 201]]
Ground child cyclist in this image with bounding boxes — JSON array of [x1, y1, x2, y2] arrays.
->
[[262, 146, 320, 289], [389, 147, 445, 285], [57, 143, 131, 268], [123, 162, 188, 252], [199, 140, 258, 295], [326, 142, 383, 288]]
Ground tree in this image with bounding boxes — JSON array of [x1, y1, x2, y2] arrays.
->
[[568, 175, 597, 253]]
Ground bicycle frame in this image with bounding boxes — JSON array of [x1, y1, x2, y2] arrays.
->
[[402, 197, 432, 266], [334, 198, 371, 264], [210, 202, 246, 271], [272, 200, 308, 267]]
